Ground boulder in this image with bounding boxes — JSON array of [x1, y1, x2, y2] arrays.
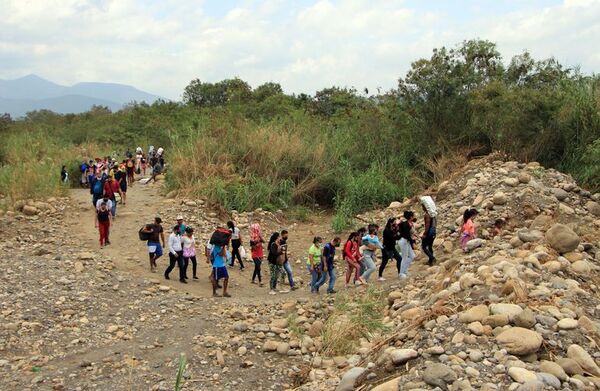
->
[[508, 367, 538, 383], [493, 192, 507, 205], [422, 363, 457, 390], [545, 224, 580, 254], [262, 340, 279, 352], [496, 327, 543, 355], [586, 201, 600, 217], [518, 229, 544, 243], [490, 303, 523, 320], [552, 188, 569, 201], [567, 344, 600, 377], [336, 367, 366, 391], [539, 360, 568, 382], [459, 304, 489, 323], [390, 349, 418, 365], [22, 205, 38, 216]]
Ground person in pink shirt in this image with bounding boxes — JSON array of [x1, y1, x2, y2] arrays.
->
[[460, 208, 478, 251]]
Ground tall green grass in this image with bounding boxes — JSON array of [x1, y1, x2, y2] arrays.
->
[[0, 130, 107, 208]]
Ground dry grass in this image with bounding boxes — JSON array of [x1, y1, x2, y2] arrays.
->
[[320, 288, 388, 356]]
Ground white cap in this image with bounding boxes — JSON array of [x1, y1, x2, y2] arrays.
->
[[176, 215, 184, 220]]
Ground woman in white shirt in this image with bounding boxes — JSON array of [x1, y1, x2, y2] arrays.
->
[[182, 227, 198, 280], [227, 221, 244, 271], [165, 226, 186, 283]]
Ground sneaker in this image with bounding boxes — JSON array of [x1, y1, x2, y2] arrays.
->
[[378, 277, 386, 281], [399, 273, 408, 279], [291, 286, 298, 291], [193, 276, 198, 280], [269, 290, 277, 295], [259, 283, 264, 287], [251, 280, 257, 284], [179, 279, 187, 284], [164, 275, 170, 280], [223, 293, 231, 298], [327, 289, 337, 294]]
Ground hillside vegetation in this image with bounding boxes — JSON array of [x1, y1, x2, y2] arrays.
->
[[1, 40, 600, 228]]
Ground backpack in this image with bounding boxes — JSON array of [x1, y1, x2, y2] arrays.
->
[[80, 163, 88, 173], [139, 225, 153, 241], [92, 178, 104, 197], [210, 228, 231, 246]]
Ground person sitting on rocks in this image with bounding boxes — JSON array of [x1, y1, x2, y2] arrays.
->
[[460, 208, 479, 252], [491, 218, 505, 238]]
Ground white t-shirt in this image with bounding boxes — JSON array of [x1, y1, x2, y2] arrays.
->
[[230, 227, 240, 240], [96, 199, 113, 210]]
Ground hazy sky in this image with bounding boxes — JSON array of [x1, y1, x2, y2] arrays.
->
[[1, 0, 599, 99]]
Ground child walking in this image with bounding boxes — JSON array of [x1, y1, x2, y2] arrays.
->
[[95, 202, 112, 247]]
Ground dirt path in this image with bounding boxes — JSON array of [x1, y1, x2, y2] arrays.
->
[[68, 178, 329, 302]]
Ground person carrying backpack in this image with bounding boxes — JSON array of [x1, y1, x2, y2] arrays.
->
[[90, 172, 105, 207], [80, 161, 89, 187], [140, 217, 165, 272], [103, 175, 122, 217]]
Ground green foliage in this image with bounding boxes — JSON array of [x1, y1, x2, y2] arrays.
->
[[3, 38, 600, 215], [174, 353, 186, 391]]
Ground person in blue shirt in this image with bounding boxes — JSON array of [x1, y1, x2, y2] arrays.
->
[[318, 236, 341, 294], [211, 244, 231, 297]]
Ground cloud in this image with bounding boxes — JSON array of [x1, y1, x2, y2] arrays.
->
[[0, 0, 598, 99]]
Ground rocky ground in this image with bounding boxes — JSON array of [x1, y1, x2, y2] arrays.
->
[[1, 155, 600, 391]]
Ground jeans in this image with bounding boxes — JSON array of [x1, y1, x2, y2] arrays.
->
[[421, 234, 435, 262], [269, 263, 283, 290], [184, 256, 197, 278], [252, 257, 262, 282], [282, 261, 295, 287], [360, 252, 377, 281], [326, 267, 337, 293], [165, 251, 185, 281], [110, 197, 117, 217], [398, 238, 415, 275], [379, 247, 402, 277], [307, 264, 327, 292], [231, 239, 244, 269]]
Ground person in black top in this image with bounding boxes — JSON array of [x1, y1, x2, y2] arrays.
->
[[378, 218, 402, 280]]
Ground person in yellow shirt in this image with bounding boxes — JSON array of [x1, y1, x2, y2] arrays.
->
[[307, 236, 326, 294]]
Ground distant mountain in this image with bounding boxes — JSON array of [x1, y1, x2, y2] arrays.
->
[[0, 74, 163, 117]]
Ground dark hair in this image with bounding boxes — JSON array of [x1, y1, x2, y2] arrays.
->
[[313, 236, 322, 244], [155, 217, 162, 224], [403, 210, 414, 220], [281, 229, 289, 236], [227, 221, 234, 229], [385, 218, 395, 231], [332, 236, 341, 243], [494, 218, 505, 227], [357, 227, 366, 235], [185, 227, 194, 234], [463, 208, 478, 223], [267, 232, 280, 254], [347, 231, 358, 242], [172, 225, 180, 233], [368, 224, 378, 234]]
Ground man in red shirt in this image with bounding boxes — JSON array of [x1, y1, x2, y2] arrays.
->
[[103, 176, 122, 218]]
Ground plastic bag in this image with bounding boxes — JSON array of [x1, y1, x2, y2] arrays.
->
[[419, 196, 438, 217], [239, 246, 247, 260]]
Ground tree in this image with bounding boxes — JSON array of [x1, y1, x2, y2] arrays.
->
[[253, 82, 283, 102]]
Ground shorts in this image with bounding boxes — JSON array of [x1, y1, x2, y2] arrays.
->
[[148, 241, 163, 257], [120, 181, 127, 192], [213, 266, 229, 280]]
